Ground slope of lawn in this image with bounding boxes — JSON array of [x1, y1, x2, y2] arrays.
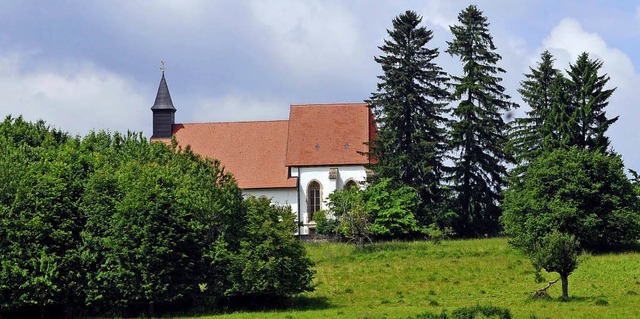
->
[[183, 238, 640, 319]]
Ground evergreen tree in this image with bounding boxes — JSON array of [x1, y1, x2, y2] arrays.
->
[[368, 10, 450, 224], [446, 5, 517, 237], [512, 52, 617, 159], [564, 52, 617, 153], [508, 51, 563, 167]]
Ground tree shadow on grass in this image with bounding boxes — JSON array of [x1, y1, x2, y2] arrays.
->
[[119, 295, 335, 318], [528, 294, 605, 304], [285, 295, 335, 311], [210, 295, 335, 314]]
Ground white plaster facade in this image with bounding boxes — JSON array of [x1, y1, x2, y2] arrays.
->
[[289, 165, 367, 234], [243, 165, 367, 235], [243, 188, 298, 213]]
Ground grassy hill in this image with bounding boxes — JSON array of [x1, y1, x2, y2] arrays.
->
[[183, 238, 639, 319]]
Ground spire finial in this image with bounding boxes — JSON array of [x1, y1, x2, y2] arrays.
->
[[160, 61, 166, 75]]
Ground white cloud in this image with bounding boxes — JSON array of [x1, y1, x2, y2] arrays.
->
[[190, 93, 289, 123], [248, 0, 366, 83], [538, 18, 640, 169], [542, 18, 636, 89], [0, 52, 150, 136], [420, 0, 458, 31]]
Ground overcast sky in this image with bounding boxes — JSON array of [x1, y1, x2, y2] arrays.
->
[[1, 0, 640, 169]]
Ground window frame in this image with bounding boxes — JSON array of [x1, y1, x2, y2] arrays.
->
[[307, 181, 321, 223]]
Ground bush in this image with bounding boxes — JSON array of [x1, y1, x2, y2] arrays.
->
[[226, 197, 315, 298], [451, 305, 512, 319], [313, 210, 339, 235], [0, 117, 315, 317]]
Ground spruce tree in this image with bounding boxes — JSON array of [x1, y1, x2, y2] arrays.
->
[[564, 52, 617, 153], [508, 50, 563, 167], [368, 10, 450, 224], [446, 5, 517, 237]]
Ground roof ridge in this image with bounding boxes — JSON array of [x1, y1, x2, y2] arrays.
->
[[290, 102, 368, 107], [177, 119, 289, 125]]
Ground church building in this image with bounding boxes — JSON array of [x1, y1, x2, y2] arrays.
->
[[150, 72, 376, 235]]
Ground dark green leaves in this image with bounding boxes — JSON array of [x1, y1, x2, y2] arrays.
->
[[502, 148, 640, 252], [0, 117, 314, 317]]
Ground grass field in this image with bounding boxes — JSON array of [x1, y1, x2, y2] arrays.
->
[[182, 238, 640, 319]]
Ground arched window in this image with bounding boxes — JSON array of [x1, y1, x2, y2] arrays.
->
[[307, 181, 321, 222], [344, 180, 358, 190]]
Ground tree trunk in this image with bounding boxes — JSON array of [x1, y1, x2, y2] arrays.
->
[[357, 236, 365, 250], [561, 274, 569, 298]]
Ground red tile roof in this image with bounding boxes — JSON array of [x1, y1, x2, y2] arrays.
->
[[153, 103, 375, 189], [168, 121, 296, 189], [285, 103, 374, 166]]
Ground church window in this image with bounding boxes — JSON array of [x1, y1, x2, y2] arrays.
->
[[344, 179, 358, 190], [307, 181, 321, 222]]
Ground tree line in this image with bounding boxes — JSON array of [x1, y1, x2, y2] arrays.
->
[[320, 5, 640, 295], [0, 116, 314, 318]]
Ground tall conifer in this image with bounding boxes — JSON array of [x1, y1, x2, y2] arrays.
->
[[446, 5, 517, 236], [564, 52, 617, 153], [508, 51, 563, 167], [515, 52, 618, 156], [368, 10, 450, 224]]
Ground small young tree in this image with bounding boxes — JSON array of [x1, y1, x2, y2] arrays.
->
[[341, 197, 372, 250], [327, 178, 421, 243], [531, 231, 579, 298], [327, 187, 372, 249]]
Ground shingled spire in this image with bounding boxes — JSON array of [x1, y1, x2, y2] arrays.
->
[[151, 61, 176, 139]]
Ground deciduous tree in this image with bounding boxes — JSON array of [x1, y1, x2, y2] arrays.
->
[[501, 148, 640, 252], [531, 231, 579, 298]]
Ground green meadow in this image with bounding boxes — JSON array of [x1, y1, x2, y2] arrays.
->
[[182, 238, 639, 319]]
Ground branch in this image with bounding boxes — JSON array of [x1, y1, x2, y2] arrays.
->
[[532, 278, 559, 298]]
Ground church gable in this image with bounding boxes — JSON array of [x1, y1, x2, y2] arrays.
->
[[285, 103, 374, 167]]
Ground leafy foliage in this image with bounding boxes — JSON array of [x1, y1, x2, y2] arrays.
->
[[446, 5, 518, 237], [326, 187, 372, 249], [312, 210, 339, 235], [326, 178, 420, 246], [0, 116, 314, 317], [530, 231, 579, 298], [501, 148, 640, 252], [227, 197, 315, 298], [368, 10, 450, 224], [364, 178, 420, 237]]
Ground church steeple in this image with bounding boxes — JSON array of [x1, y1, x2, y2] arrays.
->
[[151, 61, 176, 139]]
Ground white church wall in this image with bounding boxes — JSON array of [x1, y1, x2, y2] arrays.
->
[[243, 188, 298, 213], [297, 165, 367, 234]]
